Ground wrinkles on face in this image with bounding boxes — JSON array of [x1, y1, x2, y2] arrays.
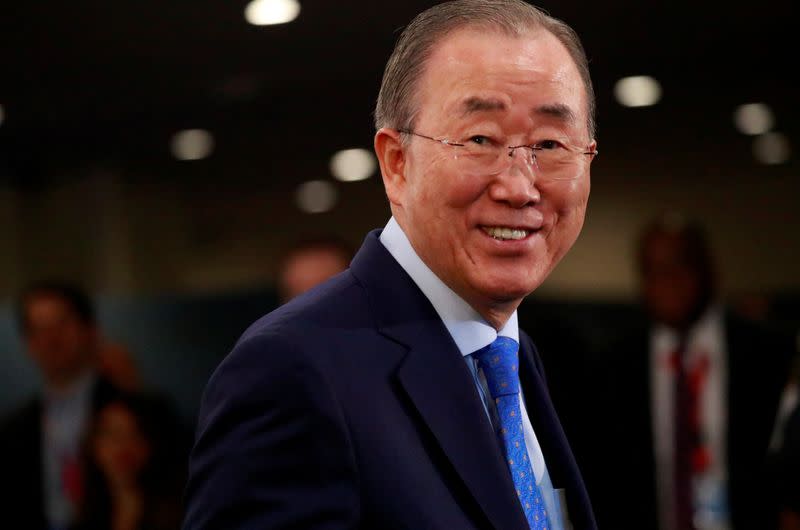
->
[[394, 28, 592, 326], [435, 38, 587, 141]]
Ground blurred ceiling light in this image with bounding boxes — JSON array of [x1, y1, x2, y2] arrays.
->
[[752, 132, 791, 165], [734, 103, 774, 135], [245, 0, 300, 26], [614, 75, 662, 107], [330, 148, 376, 182], [170, 129, 214, 161], [296, 180, 337, 213]]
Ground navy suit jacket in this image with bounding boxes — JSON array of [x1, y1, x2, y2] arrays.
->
[[183, 230, 597, 529]]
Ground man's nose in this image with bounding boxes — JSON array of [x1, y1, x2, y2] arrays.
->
[[488, 149, 541, 207]]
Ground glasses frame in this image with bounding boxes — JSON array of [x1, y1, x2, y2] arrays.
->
[[396, 128, 598, 166]]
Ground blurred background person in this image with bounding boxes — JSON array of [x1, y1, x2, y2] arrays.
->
[[71, 392, 185, 530], [770, 356, 800, 529], [275, 236, 354, 303], [595, 214, 795, 530], [0, 281, 137, 530]]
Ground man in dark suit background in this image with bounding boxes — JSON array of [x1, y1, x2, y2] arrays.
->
[[594, 215, 794, 530], [183, 1, 599, 528], [0, 282, 119, 530]]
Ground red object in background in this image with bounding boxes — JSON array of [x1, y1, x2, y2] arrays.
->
[[670, 350, 712, 474], [689, 356, 711, 473], [692, 445, 712, 473], [61, 452, 84, 506]]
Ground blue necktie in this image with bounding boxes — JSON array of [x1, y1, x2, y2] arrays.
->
[[473, 337, 549, 530]]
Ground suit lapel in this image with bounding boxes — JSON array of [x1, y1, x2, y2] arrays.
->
[[350, 231, 529, 530], [20, 399, 47, 529], [393, 325, 529, 530]]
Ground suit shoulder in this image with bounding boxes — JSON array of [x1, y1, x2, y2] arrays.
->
[[724, 311, 795, 382], [725, 312, 795, 358], [0, 397, 37, 427], [725, 311, 795, 345], [197, 261, 418, 427], [204, 271, 372, 400], [239, 270, 369, 343], [0, 398, 39, 448], [209, 324, 314, 397]]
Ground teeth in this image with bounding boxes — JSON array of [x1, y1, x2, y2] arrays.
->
[[482, 226, 529, 240]]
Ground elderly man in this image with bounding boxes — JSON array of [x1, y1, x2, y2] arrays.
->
[[183, 1, 598, 528]]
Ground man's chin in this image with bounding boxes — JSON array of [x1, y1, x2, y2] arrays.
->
[[488, 270, 545, 295], [476, 281, 541, 307]]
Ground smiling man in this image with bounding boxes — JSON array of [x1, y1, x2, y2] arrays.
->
[[183, 1, 598, 529]]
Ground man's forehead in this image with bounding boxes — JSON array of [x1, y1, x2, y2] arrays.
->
[[26, 294, 77, 319], [427, 26, 567, 73], [456, 95, 578, 123], [416, 27, 586, 120]]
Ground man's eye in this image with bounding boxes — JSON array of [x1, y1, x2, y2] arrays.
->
[[535, 140, 561, 150], [468, 135, 491, 145]]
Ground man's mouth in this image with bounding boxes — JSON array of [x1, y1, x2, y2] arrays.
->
[[481, 226, 531, 241]]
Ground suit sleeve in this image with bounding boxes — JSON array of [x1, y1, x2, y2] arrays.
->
[[182, 331, 360, 529]]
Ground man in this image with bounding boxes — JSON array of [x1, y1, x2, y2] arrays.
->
[[183, 1, 598, 528], [0, 282, 120, 530], [276, 236, 354, 303], [595, 216, 794, 530]]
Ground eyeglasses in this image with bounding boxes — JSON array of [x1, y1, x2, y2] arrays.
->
[[397, 129, 597, 181]]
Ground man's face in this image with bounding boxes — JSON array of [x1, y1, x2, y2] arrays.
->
[[93, 403, 151, 487], [640, 233, 710, 329], [23, 294, 95, 385], [390, 28, 593, 317]]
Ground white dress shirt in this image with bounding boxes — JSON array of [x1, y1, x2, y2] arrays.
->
[[42, 370, 96, 530], [380, 217, 563, 529], [650, 306, 730, 530]]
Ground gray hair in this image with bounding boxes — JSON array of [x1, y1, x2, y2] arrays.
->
[[374, 0, 596, 139]]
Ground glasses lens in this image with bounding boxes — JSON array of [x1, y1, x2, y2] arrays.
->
[[423, 132, 587, 181], [461, 140, 498, 162], [532, 146, 581, 181]]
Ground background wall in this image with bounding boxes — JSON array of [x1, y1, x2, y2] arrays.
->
[[1, 154, 796, 302], [0, 0, 797, 423]]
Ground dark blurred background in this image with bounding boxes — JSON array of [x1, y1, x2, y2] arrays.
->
[[1, 0, 798, 421]]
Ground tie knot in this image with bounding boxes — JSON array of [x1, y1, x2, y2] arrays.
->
[[472, 336, 520, 398]]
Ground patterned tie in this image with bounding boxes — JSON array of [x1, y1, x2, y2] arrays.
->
[[673, 343, 697, 530], [473, 336, 549, 530]]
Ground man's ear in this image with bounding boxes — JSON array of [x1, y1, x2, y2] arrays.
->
[[374, 128, 406, 207]]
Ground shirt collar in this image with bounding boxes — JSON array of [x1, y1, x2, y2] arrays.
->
[[651, 303, 724, 362], [379, 217, 519, 357], [44, 369, 96, 408]]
